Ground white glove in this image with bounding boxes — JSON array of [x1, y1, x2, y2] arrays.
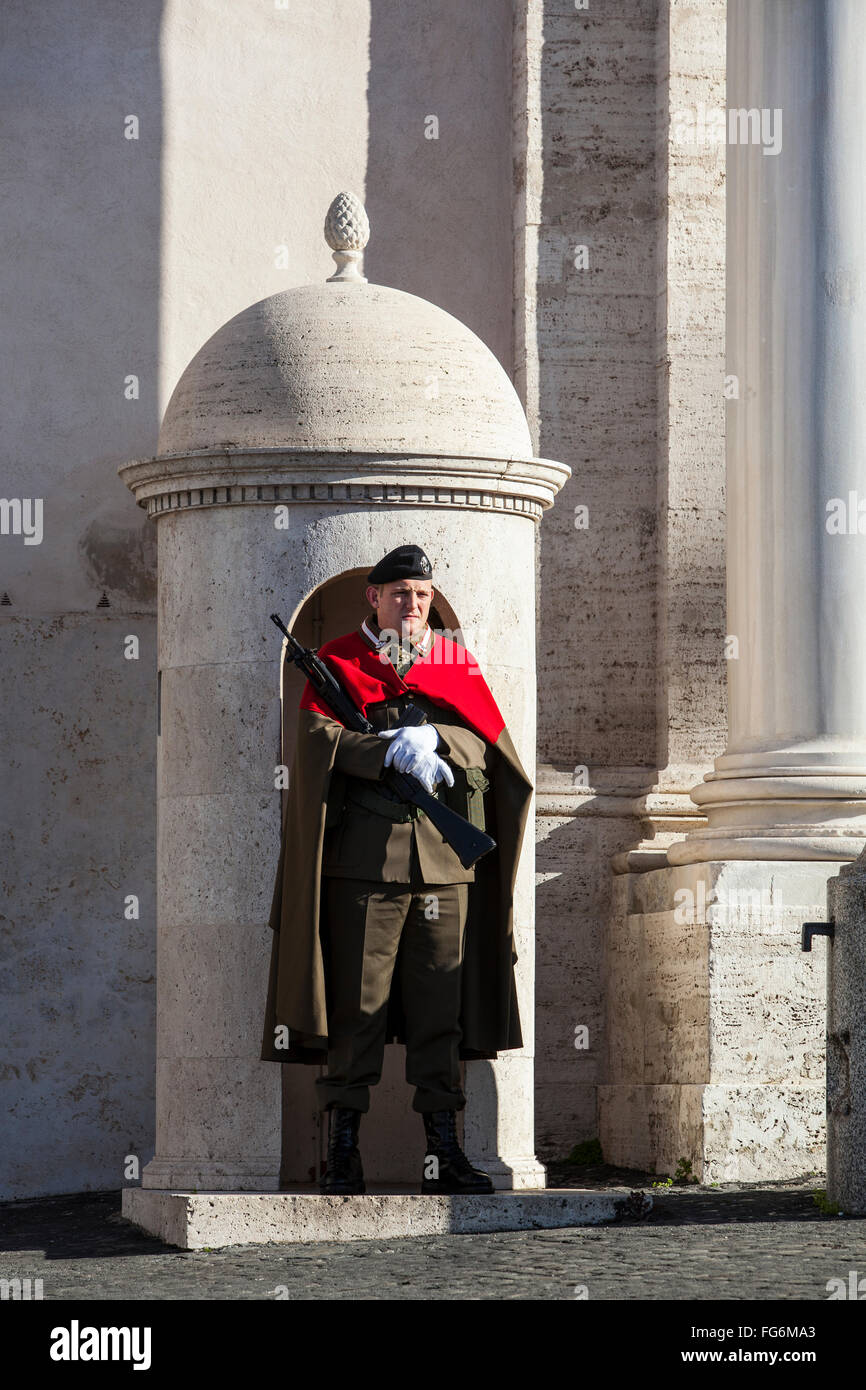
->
[[378, 725, 455, 793], [379, 723, 438, 769], [404, 750, 455, 793]]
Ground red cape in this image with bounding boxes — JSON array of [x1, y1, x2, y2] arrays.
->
[[299, 630, 506, 742]]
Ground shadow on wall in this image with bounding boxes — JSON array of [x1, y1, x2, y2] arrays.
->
[[364, 0, 514, 370]]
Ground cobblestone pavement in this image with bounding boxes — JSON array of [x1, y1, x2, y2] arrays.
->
[[1, 1167, 864, 1301]]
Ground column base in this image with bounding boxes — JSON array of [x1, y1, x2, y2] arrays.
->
[[668, 770, 866, 865], [464, 1154, 548, 1190], [599, 1082, 826, 1183], [141, 1158, 280, 1192], [603, 859, 833, 1181]]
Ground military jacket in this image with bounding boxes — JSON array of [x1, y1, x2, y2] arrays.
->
[[321, 689, 490, 884]]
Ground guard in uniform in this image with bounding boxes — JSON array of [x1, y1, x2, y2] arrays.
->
[[316, 545, 491, 1193], [260, 544, 533, 1196]]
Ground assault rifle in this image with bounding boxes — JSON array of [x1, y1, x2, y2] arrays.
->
[[270, 613, 496, 869]]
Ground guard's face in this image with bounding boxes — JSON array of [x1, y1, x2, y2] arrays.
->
[[367, 579, 433, 638]]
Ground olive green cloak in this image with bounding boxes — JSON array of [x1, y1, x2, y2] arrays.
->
[[260, 706, 533, 1065]]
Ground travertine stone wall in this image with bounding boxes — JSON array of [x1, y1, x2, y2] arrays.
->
[[601, 860, 830, 1180], [516, 0, 727, 1156]]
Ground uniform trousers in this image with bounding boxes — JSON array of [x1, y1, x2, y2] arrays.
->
[[314, 874, 469, 1114]]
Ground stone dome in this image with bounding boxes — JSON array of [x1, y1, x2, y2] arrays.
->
[[121, 196, 569, 520], [157, 282, 535, 461]]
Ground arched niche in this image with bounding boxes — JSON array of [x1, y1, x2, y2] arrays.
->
[[276, 568, 465, 1187]]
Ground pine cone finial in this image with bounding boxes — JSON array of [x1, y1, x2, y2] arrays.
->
[[324, 192, 370, 282]]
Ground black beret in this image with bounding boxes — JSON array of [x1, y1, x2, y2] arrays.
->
[[367, 544, 433, 584]]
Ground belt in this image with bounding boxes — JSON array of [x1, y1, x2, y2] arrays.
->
[[345, 780, 428, 823]]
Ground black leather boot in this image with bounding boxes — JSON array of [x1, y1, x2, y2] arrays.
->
[[320, 1105, 365, 1194], [420, 1108, 494, 1194]]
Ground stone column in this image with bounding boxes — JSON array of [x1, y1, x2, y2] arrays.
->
[[601, 2, 866, 1179], [670, 0, 866, 867]]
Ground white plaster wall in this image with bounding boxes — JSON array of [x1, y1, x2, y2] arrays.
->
[[0, 0, 165, 1202], [159, 0, 514, 408]]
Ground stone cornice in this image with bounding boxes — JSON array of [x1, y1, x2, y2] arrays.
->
[[118, 449, 571, 522]]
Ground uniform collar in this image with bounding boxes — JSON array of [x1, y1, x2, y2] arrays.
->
[[360, 617, 433, 659]]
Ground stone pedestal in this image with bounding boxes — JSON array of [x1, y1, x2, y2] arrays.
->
[[826, 860, 866, 1213], [601, 861, 832, 1179], [121, 1186, 647, 1250]]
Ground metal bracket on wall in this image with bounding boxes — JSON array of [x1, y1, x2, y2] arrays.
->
[[801, 920, 835, 952]]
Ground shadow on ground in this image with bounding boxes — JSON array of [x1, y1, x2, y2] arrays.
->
[[546, 1161, 839, 1226], [0, 1166, 850, 1265]]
